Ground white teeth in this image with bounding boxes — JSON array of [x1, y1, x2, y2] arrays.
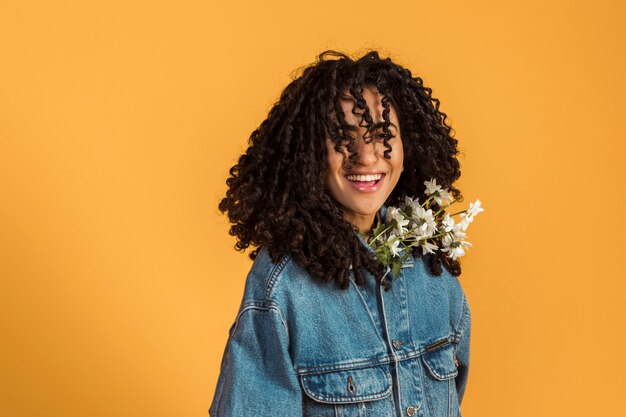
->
[[346, 173, 383, 182]]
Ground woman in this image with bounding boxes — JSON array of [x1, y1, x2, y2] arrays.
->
[[209, 50, 471, 417]]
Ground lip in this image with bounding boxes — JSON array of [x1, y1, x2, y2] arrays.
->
[[344, 170, 385, 176], [343, 172, 386, 193]]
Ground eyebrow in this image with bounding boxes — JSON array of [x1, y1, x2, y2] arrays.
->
[[345, 121, 398, 132]]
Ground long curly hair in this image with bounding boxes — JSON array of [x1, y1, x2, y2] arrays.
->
[[219, 49, 463, 290]]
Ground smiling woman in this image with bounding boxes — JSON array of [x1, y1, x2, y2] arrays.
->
[[324, 85, 404, 237], [210, 50, 471, 417]]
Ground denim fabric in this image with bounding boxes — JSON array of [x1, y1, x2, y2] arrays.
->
[[209, 205, 471, 417]]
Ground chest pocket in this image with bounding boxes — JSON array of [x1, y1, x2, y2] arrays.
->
[[421, 339, 459, 380], [299, 363, 394, 417], [420, 340, 461, 417]]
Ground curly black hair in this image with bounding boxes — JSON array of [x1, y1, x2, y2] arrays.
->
[[219, 49, 464, 290]]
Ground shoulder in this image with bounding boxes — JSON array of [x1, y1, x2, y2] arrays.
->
[[239, 246, 324, 311]]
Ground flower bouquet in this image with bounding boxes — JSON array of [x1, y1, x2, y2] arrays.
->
[[367, 179, 484, 277]]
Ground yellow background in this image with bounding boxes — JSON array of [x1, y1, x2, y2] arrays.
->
[[1, 1, 624, 416]]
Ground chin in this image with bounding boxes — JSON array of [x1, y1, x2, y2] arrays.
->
[[351, 203, 384, 216]]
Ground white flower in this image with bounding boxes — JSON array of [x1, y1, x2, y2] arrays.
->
[[440, 225, 473, 260], [368, 193, 482, 271], [444, 242, 472, 260], [388, 233, 402, 257], [403, 195, 422, 216], [423, 178, 453, 205], [409, 206, 437, 238], [420, 240, 439, 255], [467, 199, 484, 217], [441, 214, 455, 232], [459, 199, 484, 231], [423, 178, 440, 195], [458, 216, 470, 232], [386, 206, 409, 235]]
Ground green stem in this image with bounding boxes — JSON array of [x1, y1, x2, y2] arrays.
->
[[381, 223, 425, 247], [368, 224, 393, 244], [417, 231, 450, 241], [401, 231, 451, 247], [433, 197, 463, 217], [421, 195, 434, 208]]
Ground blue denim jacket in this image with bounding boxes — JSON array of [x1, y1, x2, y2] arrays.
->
[[209, 206, 471, 417]]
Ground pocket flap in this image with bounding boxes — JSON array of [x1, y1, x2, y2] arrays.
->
[[420, 340, 459, 380], [300, 364, 392, 403]]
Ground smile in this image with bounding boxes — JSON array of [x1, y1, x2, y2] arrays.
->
[[344, 173, 386, 192], [345, 173, 383, 181]]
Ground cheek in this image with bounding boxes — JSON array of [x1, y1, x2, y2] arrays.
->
[[326, 151, 344, 174], [392, 145, 404, 175]]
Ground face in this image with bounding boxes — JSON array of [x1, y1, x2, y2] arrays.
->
[[324, 85, 404, 234]]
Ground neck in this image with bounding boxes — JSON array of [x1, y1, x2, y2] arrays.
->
[[348, 211, 382, 239]]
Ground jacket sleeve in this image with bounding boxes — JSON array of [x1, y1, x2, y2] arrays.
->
[[209, 302, 303, 416], [454, 293, 471, 405]]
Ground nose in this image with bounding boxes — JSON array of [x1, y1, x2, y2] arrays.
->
[[352, 134, 379, 167]]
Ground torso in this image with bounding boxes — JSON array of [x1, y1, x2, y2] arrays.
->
[[238, 245, 468, 417]]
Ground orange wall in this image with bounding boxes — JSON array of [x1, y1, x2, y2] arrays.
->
[[1, 1, 624, 416]]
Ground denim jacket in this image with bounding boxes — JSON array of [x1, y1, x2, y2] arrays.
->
[[209, 206, 471, 417]]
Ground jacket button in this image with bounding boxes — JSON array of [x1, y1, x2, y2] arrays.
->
[[392, 340, 405, 349], [405, 404, 419, 416]]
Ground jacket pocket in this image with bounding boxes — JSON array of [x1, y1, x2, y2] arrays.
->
[[299, 364, 394, 417], [421, 339, 459, 380], [420, 339, 460, 417]]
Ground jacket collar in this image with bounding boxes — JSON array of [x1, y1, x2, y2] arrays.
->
[[354, 204, 389, 257], [353, 203, 414, 270]]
